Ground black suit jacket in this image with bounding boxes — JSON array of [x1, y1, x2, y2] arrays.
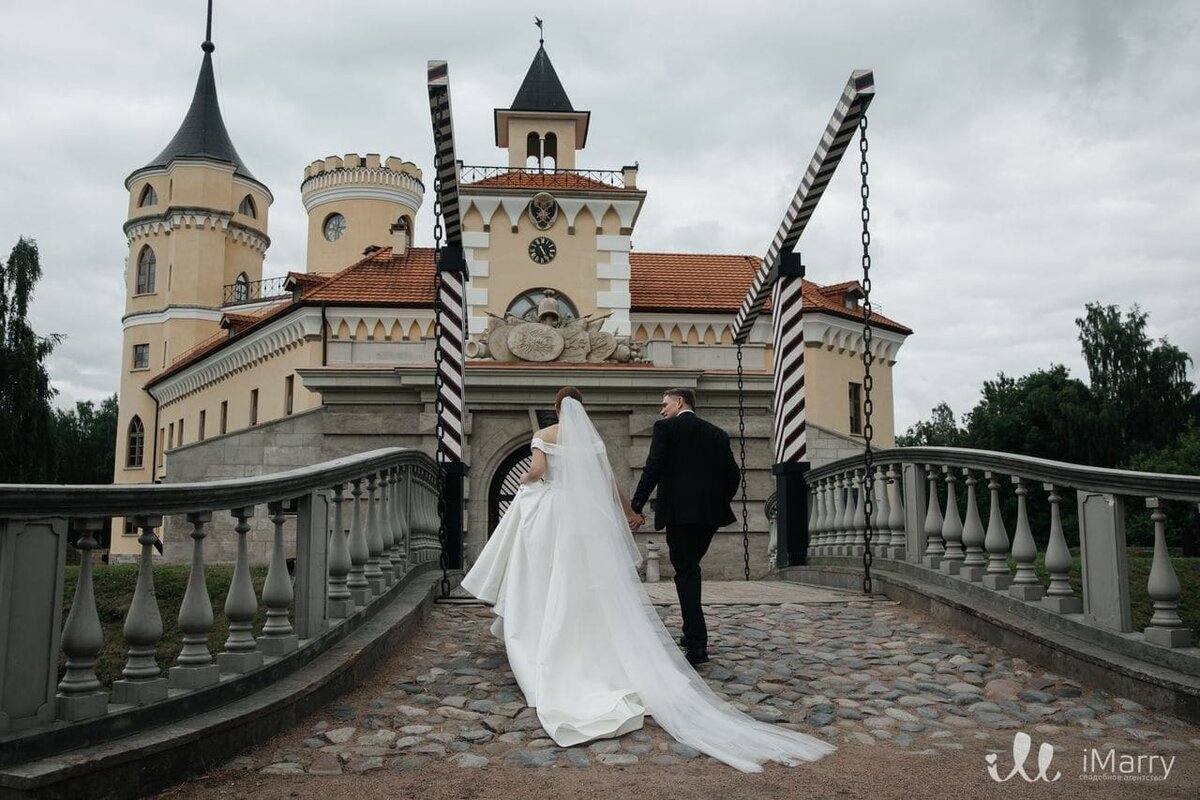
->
[[631, 411, 741, 531]]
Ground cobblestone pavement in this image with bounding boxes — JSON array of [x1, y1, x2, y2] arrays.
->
[[161, 591, 1200, 798]]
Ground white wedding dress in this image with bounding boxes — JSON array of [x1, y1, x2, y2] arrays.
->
[[460, 398, 835, 772]]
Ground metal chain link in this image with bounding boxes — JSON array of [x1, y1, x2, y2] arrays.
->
[[736, 343, 750, 581], [431, 111, 451, 599], [859, 114, 875, 595]]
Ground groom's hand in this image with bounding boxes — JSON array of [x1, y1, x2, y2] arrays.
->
[[628, 512, 645, 531]]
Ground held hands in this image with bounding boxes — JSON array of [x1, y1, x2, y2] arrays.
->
[[627, 511, 645, 531]]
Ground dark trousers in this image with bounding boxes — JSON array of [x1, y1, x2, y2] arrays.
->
[[666, 524, 717, 651]]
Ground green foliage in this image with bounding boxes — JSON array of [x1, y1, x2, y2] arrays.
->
[[0, 237, 61, 482], [52, 394, 119, 484], [897, 401, 962, 447]]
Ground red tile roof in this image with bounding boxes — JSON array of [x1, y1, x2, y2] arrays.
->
[[302, 247, 437, 305], [462, 170, 639, 193], [629, 252, 912, 334]]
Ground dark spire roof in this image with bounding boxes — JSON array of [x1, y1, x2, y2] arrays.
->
[[509, 45, 575, 113], [135, 36, 257, 182]]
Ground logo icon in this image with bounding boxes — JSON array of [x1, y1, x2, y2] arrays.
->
[[529, 192, 558, 230], [986, 732, 1060, 783]]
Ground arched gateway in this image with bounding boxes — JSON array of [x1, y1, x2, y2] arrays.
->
[[487, 444, 533, 536]]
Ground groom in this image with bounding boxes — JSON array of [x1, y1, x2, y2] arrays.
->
[[630, 388, 741, 666]]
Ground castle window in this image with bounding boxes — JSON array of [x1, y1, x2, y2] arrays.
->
[[323, 213, 346, 242], [506, 289, 578, 322], [136, 246, 156, 294], [232, 272, 249, 303], [238, 195, 257, 219], [132, 343, 149, 370], [126, 416, 145, 468], [526, 132, 541, 170], [220, 401, 228, 435], [138, 184, 158, 207], [168, 422, 175, 450], [250, 388, 259, 426], [285, 375, 295, 415], [199, 409, 206, 441], [543, 133, 557, 170], [849, 382, 863, 435]]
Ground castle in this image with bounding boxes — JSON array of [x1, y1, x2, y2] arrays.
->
[[110, 22, 911, 575]]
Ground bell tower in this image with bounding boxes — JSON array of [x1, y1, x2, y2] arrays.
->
[[494, 40, 591, 170], [114, 1, 272, 485]]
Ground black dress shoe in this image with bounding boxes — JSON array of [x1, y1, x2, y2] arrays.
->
[[685, 649, 710, 666]]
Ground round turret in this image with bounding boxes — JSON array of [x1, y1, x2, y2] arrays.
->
[[301, 154, 424, 274]]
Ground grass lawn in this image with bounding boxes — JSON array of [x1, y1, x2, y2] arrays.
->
[[62, 564, 272, 689]]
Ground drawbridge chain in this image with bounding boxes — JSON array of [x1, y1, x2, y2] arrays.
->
[[859, 114, 875, 595]]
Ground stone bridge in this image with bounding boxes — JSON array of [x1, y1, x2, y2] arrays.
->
[[0, 445, 1197, 798]]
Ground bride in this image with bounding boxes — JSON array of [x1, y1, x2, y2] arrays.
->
[[460, 387, 835, 772]]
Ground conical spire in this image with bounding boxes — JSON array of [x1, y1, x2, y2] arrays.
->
[[133, 2, 257, 181], [509, 45, 575, 113]]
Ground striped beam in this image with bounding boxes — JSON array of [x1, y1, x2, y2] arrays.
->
[[427, 60, 462, 247], [732, 70, 874, 344], [427, 60, 467, 463], [772, 273, 807, 463], [436, 269, 466, 462]]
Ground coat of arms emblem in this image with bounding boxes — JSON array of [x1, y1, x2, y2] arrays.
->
[[528, 192, 558, 231]]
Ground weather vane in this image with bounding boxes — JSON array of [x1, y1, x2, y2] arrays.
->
[[535, 16, 544, 45], [203, 0, 214, 53]]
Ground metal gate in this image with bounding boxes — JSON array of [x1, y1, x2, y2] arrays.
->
[[487, 444, 532, 537]]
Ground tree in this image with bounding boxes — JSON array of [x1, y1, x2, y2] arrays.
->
[[897, 402, 963, 447], [52, 395, 118, 484], [0, 237, 60, 483], [963, 365, 1108, 466], [1076, 302, 1194, 462]]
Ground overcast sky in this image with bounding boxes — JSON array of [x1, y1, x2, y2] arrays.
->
[[2, 0, 1198, 431]]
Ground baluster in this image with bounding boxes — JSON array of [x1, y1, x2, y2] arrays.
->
[[327, 483, 353, 618], [260, 502, 299, 656], [940, 467, 964, 575], [982, 471, 1013, 590], [958, 470, 987, 582], [1144, 498, 1191, 647], [923, 465, 945, 568], [374, 472, 396, 588], [848, 469, 864, 556], [388, 468, 405, 576], [818, 479, 832, 555], [872, 466, 890, 558], [363, 474, 386, 595], [169, 511, 220, 689], [347, 478, 371, 604], [831, 474, 847, 555], [1041, 484, 1082, 613], [805, 483, 816, 560], [111, 515, 169, 705], [218, 506, 264, 673], [397, 467, 412, 571], [1008, 478, 1044, 601], [57, 518, 109, 720], [887, 465, 906, 559]]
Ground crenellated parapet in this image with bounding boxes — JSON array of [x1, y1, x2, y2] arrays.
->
[[300, 153, 424, 212]]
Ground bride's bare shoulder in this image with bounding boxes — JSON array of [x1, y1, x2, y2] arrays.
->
[[535, 424, 560, 444]]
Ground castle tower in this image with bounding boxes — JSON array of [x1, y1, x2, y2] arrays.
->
[[114, 5, 271, 485], [301, 155, 424, 274], [494, 43, 590, 169]]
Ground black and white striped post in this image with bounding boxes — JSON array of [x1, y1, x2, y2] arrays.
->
[[428, 60, 469, 574], [731, 70, 875, 569]]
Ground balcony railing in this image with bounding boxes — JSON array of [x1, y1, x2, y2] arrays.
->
[[222, 276, 291, 306], [802, 446, 1200, 677], [459, 164, 630, 189], [0, 448, 446, 757]]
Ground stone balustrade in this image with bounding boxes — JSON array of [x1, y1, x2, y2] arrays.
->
[[0, 447, 443, 756], [806, 446, 1200, 674]]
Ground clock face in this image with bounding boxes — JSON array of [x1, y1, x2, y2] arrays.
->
[[323, 213, 346, 242], [528, 236, 556, 264]]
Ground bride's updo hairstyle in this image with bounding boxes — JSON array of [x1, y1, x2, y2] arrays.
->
[[554, 386, 584, 412]]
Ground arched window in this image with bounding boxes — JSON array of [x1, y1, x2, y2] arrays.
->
[[138, 184, 158, 207], [232, 272, 249, 303], [526, 131, 541, 170], [136, 246, 156, 294], [506, 288, 578, 322], [238, 194, 257, 218], [126, 416, 145, 468], [543, 133, 557, 171]]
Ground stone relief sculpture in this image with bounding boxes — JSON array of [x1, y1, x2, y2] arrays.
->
[[465, 290, 644, 364]]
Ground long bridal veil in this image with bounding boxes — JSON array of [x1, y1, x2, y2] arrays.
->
[[555, 397, 835, 772]]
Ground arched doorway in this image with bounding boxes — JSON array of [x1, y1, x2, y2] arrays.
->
[[487, 444, 532, 536]]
